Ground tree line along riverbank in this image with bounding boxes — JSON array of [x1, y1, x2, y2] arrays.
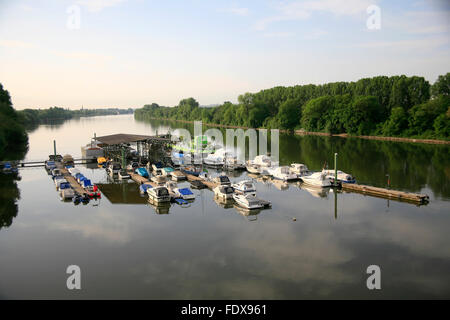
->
[[0, 82, 133, 161], [134, 73, 450, 141]]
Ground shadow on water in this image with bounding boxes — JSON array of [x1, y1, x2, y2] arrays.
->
[[0, 173, 20, 230]]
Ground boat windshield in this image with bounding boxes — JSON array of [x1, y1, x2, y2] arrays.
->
[[157, 188, 169, 196], [219, 176, 230, 183], [224, 187, 234, 194]]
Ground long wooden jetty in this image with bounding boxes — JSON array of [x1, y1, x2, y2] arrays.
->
[[18, 158, 96, 168], [60, 168, 87, 195], [341, 183, 429, 204]]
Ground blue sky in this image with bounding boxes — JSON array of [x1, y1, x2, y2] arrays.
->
[[0, 0, 449, 109]]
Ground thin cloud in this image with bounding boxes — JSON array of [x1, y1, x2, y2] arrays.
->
[[76, 0, 127, 12], [263, 32, 295, 38], [228, 7, 249, 16], [254, 0, 376, 31], [356, 36, 449, 50]]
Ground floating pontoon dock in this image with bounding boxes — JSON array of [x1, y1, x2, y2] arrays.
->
[[341, 183, 430, 205], [60, 168, 88, 196]]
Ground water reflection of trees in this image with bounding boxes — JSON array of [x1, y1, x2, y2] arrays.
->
[[0, 174, 20, 230], [280, 135, 450, 198]]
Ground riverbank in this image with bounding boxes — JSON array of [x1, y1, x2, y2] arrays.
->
[[135, 117, 450, 145]]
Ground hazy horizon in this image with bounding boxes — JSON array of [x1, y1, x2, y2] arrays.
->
[[1, 0, 449, 110]]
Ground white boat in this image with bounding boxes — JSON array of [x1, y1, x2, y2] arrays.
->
[[147, 186, 171, 203], [213, 175, 231, 186], [233, 193, 265, 210], [59, 182, 75, 200], [232, 180, 256, 196], [107, 162, 121, 175], [45, 160, 56, 171], [211, 148, 245, 170], [174, 187, 195, 200], [165, 181, 178, 194], [203, 151, 224, 167], [213, 185, 235, 200], [171, 170, 186, 181], [51, 168, 63, 178], [127, 162, 139, 171], [250, 155, 279, 168], [198, 171, 211, 181], [118, 169, 130, 180], [162, 167, 175, 177], [268, 166, 298, 181], [151, 162, 164, 173], [246, 162, 262, 174], [290, 163, 310, 177], [322, 169, 356, 184], [55, 177, 68, 190], [301, 172, 332, 187]]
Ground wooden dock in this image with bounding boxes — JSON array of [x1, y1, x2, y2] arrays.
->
[[183, 172, 218, 189], [128, 171, 158, 187], [341, 183, 430, 204], [60, 168, 87, 195]]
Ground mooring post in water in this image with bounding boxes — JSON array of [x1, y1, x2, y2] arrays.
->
[[334, 152, 338, 186], [53, 140, 56, 157]]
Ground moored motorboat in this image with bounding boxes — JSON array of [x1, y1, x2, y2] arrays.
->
[[59, 182, 75, 200], [54, 175, 65, 187], [322, 169, 356, 184], [162, 167, 174, 177], [51, 168, 63, 179], [118, 169, 130, 180], [290, 163, 310, 177], [63, 154, 74, 166], [45, 160, 56, 171], [246, 162, 262, 174], [213, 175, 231, 186], [268, 166, 298, 181], [301, 172, 332, 187], [108, 162, 121, 175], [213, 185, 235, 200], [233, 193, 265, 210], [147, 186, 171, 203], [181, 166, 202, 177], [232, 180, 256, 196], [151, 174, 167, 185], [165, 181, 178, 194], [151, 161, 164, 173], [171, 170, 186, 181], [135, 167, 149, 178], [82, 179, 101, 198], [139, 183, 153, 195], [174, 187, 195, 200]]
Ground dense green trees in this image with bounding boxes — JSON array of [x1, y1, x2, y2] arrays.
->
[[135, 73, 450, 139], [18, 107, 133, 127], [0, 83, 28, 160]]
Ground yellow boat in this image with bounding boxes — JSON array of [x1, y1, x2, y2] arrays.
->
[[97, 157, 107, 165]]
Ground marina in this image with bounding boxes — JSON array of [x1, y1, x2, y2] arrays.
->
[[1, 115, 448, 300]]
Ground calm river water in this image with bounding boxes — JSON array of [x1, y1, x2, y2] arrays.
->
[[0, 114, 449, 299]]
